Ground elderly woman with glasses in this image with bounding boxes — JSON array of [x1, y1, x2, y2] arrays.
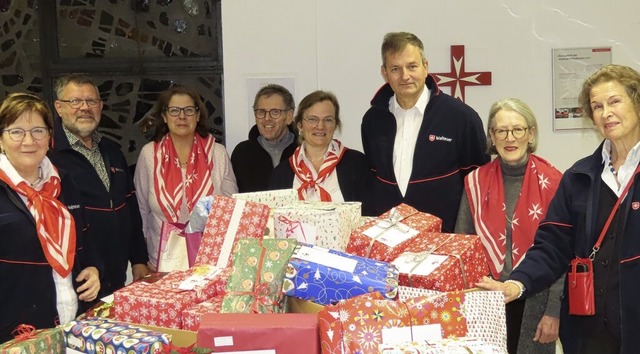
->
[[0, 93, 101, 341], [269, 90, 374, 215], [134, 86, 237, 271], [454, 98, 564, 354]]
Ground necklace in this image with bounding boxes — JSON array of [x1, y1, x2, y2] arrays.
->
[[609, 148, 618, 177]]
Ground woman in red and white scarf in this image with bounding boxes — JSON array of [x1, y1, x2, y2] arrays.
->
[[134, 86, 237, 271], [0, 93, 100, 341], [454, 98, 563, 354], [269, 91, 374, 215]]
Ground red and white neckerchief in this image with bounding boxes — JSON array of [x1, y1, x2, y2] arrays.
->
[[0, 155, 76, 277], [153, 134, 215, 222], [289, 139, 347, 201], [464, 154, 562, 278]]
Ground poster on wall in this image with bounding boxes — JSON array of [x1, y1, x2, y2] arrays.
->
[[552, 47, 611, 131]]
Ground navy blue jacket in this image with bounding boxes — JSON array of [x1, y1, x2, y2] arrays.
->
[[0, 170, 101, 342], [510, 142, 640, 354], [361, 75, 489, 230], [48, 119, 148, 297]]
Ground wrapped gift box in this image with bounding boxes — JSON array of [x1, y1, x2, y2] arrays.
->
[[283, 243, 399, 305], [194, 196, 270, 268], [319, 291, 469, 353], [273, 201, 361, 251], [233, 188, 298, 238], [392, 233, 489, 292], [346, 203, 442, 262], [378, 338, 506, 354], [398, 287, 507, 353], [63, 318, 170, 354], [196, 313, 319, 354], [221, 238, 297, 313], [0, 326, 64, 354], [182, 296, 224, 331]]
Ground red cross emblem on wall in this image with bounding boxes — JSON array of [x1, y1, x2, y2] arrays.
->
[[431, 45, 492, 102]]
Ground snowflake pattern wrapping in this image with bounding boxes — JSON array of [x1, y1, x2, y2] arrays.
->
[[233, 188, 299, 237], [273, 201, 362, 251], [194, 196, 271, 268], [182, 295, 224, 331], [283, 243, 399, 305], [346, 204, 442, 262]]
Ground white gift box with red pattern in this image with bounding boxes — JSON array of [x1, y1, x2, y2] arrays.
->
[[233, 188, 298, 238]]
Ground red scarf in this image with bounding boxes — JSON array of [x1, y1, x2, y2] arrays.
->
[[0, 156, 76, 277], [289, 139, 346, 201], [464, 155, 562, 278], [153, 134, 215, 222]]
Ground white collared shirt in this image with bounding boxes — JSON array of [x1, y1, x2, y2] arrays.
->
[[292, 145, 345, 202], [390, 86, 430, 196], [601, 139, 640, 197]]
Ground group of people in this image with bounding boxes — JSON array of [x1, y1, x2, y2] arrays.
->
[[2, 30, 639, 354]]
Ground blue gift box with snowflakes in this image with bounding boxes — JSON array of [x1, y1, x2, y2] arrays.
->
[[282, 243, 399, 305]]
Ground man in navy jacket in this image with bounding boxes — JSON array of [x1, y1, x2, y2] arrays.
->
[[49, 74, 149, 298], [362, 32, 489, 231]]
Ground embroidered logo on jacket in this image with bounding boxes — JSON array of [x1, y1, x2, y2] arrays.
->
[[632, 202, 639, 210], [428, 134, 453, 142], [66, 204, 81, 210]]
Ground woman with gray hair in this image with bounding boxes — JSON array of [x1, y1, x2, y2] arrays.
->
[[455, 98, 563, 354]]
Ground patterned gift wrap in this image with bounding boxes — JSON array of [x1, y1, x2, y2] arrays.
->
[[233, 188, 298, 238], [398, 287, 507, 353], [194, 196, 271, 268], [0, 325, 64, 354], [182, 296, 224, 331], [273, 201, 362, 251], [113, 265, 225, 329], [282, 243, 399, 305], [392, 233, 489, 292], [221, 238, 297, 313], [346, 204, 442, 262], [377, 337, 505, 354], [63, 318, 170, 354], [318, 291, 469, 353]]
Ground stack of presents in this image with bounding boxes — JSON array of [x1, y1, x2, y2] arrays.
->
[[1, 190, 508, 354]]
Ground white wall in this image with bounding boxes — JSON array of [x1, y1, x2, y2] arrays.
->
[[222, 0, 640, 172]]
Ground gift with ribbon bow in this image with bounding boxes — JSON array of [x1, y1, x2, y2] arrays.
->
[[221, 238, 297, 313], [0, 325, 65, 354], [273, 201, 362, 251], [346, 204, 442, 262], [392, 233, 489, 292], [233, 188, 298, 238]]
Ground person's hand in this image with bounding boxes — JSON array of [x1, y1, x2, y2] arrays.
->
[[476, 276, 522, 303], [534, 315, 559, 343], [132, 263, 150, 281], [76, 266, 100, 302]]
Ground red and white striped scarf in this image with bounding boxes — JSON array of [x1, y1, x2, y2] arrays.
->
[[0, 155, 76, 277], [464, 154, 561, 278], [153, 134, 215, 222], [289, 139, 346, 201]]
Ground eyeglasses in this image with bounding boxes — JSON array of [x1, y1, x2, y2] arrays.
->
[[165, 106, 199, 117], [2, 127, 50, 142], [253, 108, 290, 119], [492, 127, 528, 141], [58, 98, 102, 108], [303, 116, 336, 127]]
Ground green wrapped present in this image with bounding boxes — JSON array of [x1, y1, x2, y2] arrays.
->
[[222, 238, 296, 313], [0, 325, 64, 354]]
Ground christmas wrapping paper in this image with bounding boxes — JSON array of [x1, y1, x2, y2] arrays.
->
[[196, 313, 319, 354], [233, 188, 298, 238], [318, 291, 469, 354], [392, 233, 489, 292], [273, 201, 362, 251], [282, 243, 399, 305], [398, 287, 507, 353], [182, 296, 224, 331], [113, 265, 226, 329], [63, 317, 170, 354], [0, 326, 64, 354], [346, 204, 442, 262], [194, 196, 271, 268], [221, 238, 297, 313], [377, 338, 505, 354]]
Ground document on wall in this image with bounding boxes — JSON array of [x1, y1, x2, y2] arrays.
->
[[552, 47, 611, 131]]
